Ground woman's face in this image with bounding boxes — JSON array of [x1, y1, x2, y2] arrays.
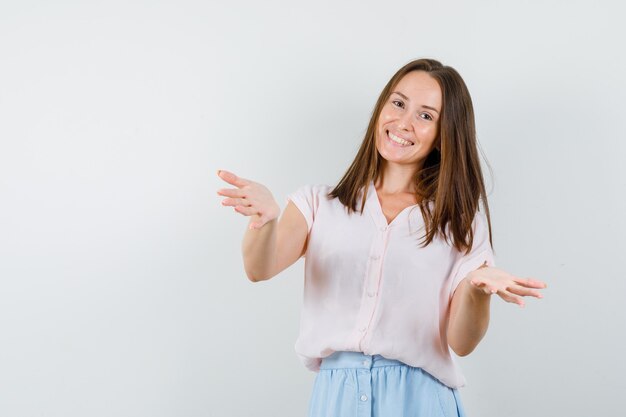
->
[[375, 70, 442, 170]]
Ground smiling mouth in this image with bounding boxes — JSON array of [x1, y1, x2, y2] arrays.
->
[[387, 131, 414, 146]]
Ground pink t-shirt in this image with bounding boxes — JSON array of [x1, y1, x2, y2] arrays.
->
[[286, 180, 496, 388]]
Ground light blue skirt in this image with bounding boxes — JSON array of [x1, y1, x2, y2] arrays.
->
[[307, 351, 467, 417]]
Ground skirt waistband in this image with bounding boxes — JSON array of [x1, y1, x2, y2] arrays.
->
[[320, 351, 408, 370]]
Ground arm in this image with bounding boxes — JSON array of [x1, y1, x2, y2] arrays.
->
[[447, 265, 548, 356], [446, 270, 491, 357], [217, 170, 308, 282], [241, 201, 308, 282]]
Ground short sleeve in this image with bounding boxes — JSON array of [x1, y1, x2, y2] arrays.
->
[[286, 185, 318, 234], [448, 211, 496, 299]]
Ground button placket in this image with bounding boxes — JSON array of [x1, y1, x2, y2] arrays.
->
[[354, 219, 389, 348], [359, 276, 379, 332], [366, 230, 386, 299], [356, 356, 373, 417]]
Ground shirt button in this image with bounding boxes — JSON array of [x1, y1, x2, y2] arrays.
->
[[367, 291, 376, 297], [370, 254, 380, 260], [359, 327, 366, 332], [380, 226, 387, 232], [360, 394, 368, 402], [362, 360, 370, 366]]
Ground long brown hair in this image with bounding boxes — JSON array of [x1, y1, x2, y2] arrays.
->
[[328, 58, 493, 255]]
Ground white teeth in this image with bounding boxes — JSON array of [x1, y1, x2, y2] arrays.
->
[[388, 132, 413, 146]]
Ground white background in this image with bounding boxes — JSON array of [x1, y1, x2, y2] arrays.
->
[[1, 1, 624, 416]]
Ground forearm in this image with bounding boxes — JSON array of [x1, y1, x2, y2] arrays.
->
[[241, 215, 278, 282], [447, 274, 491, 356]]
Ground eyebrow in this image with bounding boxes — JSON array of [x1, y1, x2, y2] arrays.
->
[[391, 91, 440, 114]]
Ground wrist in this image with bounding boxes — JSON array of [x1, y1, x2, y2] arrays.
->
[[268, 202, 281, 221]]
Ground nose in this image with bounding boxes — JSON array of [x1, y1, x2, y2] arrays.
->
[[397, 111, 413, 131]]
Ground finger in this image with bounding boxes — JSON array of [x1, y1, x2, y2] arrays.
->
[[233, 205, 258, 216], [470, 281, 498, 295], [217, 188, 246, 198], [217, 170, 250, 188], [496, 290, 525, 307], [249, 215, 271, 230], [469, 278, 489, 288], [249, 220, 267, 230], [469, 280, 497, 295], [507, 285, 543, 299], [221, 197, 251, 207], [513, 277, 548, 289], [469, 279, 483, 287]]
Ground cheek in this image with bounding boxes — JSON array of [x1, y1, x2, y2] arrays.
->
[[376, 118, 388, 138], [415, 123, 438, 139], [381, 112, 393, 121], [378, 110, 393, 125], [375, 131, 384, 148]]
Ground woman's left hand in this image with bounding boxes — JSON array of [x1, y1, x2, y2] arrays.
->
[[467, 266, 547, 307]]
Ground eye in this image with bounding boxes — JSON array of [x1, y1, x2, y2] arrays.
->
[[392, 99, 404, 108], [420, 113, 433, 121]]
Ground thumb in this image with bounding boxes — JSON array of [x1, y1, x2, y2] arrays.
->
[[217, 169, 249, 188], [249, 221, 264, 230], [249, 215, 270, 230], [470, 279, 496, 295]]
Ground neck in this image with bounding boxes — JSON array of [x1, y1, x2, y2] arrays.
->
[[376, 161, 420, 195]]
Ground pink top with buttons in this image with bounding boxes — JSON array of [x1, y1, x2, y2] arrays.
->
[[286, 180, 496, 388]]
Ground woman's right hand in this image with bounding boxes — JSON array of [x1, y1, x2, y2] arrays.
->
[[217, 170, 281, 230]]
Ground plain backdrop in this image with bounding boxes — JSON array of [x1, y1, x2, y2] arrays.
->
[[1, 1, 625, 416]]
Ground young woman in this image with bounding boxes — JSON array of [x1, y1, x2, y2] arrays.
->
[[217, 58, 547, 417]]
